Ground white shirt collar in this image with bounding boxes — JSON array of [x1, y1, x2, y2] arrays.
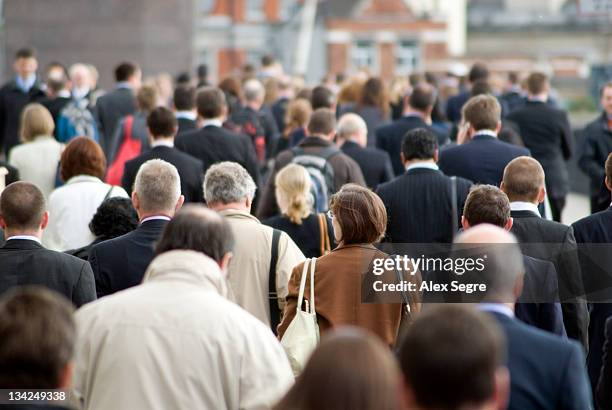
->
[[6, 235, 41, 244], [175, 111, 197, 121], [116, 82, 132, 90], [405, 162, 439, 172], [478, 303, 514, 318], [151, 139, 174, 148], [201, 119, 223, 128], [473, 130, 498, 138], [528, 96, 547, 103], [510, 201, 541, 217], [141, 215, 171, 224]]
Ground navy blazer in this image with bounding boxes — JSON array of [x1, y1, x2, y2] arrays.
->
[[375, 116, 449, 176], [89, 219, 168, 298], [340, 140, 394, 189], [438, 133, 530, 186], [486, 310, 592, 410]]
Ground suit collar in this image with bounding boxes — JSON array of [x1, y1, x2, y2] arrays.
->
[[138, 218, 170, 230], [404, 167, 442, 176], [340, 140, 361, 150], [2, 238, 44, 250], [510, 209, 540, 219], [471, 132, 497, 141]]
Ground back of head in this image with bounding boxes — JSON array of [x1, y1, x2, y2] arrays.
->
[[275, 164, 312, 224], [526, 72, 548, 95], [463, 185, 511, 228], [401, 128, 438, 161], [471, 79, 492, 97], [196, 86, 226, 119], [501, 156, 545, 202], [462, 94, 501, 131], [115, 62, 139, 83], [20, 103, 55, 142], [311, 85, 335, 110], [134, 159, 181, 214], [408, 83, 435, 113], [173, 85, 195, 111], [155, 205, 234, 263], [337, 113, 367, 143], [274, 328, 400, 410], [60, 137, 106, 181], [147, 106, 177, 139], [469, 62, 490, 83], [243, 78, 265, 104], [261, 54, 275, 68], [89, 197, 138, 240], [0, 182, 45, 232], [360, 77, 388, 113], [285, 98, 312, 130], [136, 84, 158, 113], [0, 287, 75, 389], [197, 64, 208, 79], [307, 108, 336, 137], [204, 161, 257, 206], [400, 305, 505, 410]]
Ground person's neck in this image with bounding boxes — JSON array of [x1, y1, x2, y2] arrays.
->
[[210, 202, 251, 213], [138, 211, 173, 221], [403, 108, 425, 118], [310, 133, 331, 141], [4, 229, 42, 239], [246, 102, 261, 112], [528, 93, 548, 102], [338, 137, 364, 148], [151, 136, 174, 144], [404, 158, 435, 168]]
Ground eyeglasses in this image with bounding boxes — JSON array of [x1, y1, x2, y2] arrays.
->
[[326, 210, 334, 219]]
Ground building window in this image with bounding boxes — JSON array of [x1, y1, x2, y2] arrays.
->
[[396, 40, 419, 75], [246, 0, 265, 21], [351, 40, 376, 71]]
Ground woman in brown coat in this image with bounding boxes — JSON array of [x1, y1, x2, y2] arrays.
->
[[277, 184, 418, 347]]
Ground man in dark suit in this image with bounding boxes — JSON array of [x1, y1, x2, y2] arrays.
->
[[377, 128, 472, 244], [461, 184, 565, 336], [90, 159, 184, 298], [445, 62, 489, 124], [123, 107, 203, 203], [501, 156, 588, 348], [376, 83, 448, 176], [175, 87, 261, 196], [579, 81, 612, 214], [500, 72, 526, 114], [337, 113, 393, 189], [0, 182, 95, 307], [598, 317, 612, 409], [173, 85, 197, 134], [0, 48, 46, 156], [439, 94, 530, 186], [95, 62, 140, 158], [506, 73, 573, 222], [457, 225, 592, 410]]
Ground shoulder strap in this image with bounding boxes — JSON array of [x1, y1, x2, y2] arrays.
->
[[123, 115, 134, 141], [103, 185, 114, 201], [318, 213, 331, 256], [268, 229, 282, 334]]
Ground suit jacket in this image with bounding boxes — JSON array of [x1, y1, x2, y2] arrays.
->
[[598, 317, 612, 410], [375, 115, 449, 175], [439, 134, 530, 186], [340, 140, 394, 189], [486, 310, 592, 410], [122, 145, 204, 203], [510, 209, 589, 348], [376, 167, 472, 243], [89, 219, 168, 298], [501, 90, 526, 114], [95, 87, 136, 157], [579, 113, 612, 212], [175, 125, 261, 194], [445, 90, 471, 124], [0, 239, 96, 307], [176, 117, 197, 134], [506, 101, 573, 198]]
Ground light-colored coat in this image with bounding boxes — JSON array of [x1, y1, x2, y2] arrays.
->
[[73, 250, 293, 410]]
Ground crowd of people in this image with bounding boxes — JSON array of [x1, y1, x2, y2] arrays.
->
[[0, 46, 612, 410]]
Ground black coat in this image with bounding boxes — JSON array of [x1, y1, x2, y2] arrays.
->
[[95, 87, 136, 157], [597, 317, 612, 410], [445, 90, 471, 124], [0, 239, 96, 307], [506, 101, 573, 199], [0, 80, 46, 155], [375, 115, 449, 176], [177, 117, 197, 135], [439, 134, 530, 186], [340, 140, 394, 189], [376, 167, 472, 244], [122, 145, 204, 203], [487, 311, 592, 410], [89, 219, 168, 298], [263, 213, 335, 259], [510, 209, 589, 348], [579, 113, 612, 213]]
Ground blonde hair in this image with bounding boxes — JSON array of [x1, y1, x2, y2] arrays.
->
[[284, 98, 312, 138], [20, 103, 55, 142], [275, 164, 312, 224]]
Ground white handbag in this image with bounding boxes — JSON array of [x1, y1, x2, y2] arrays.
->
[[280, 257, 320, 375]]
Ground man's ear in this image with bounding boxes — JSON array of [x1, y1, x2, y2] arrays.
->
[[537, 186, 546, 204], [0, 216, 6, 230], [493, 367, 511, 410], [131, 191, 140, 211], [495, 121, 502, 134], [219, 252, 233, 273], [40, 211, 49, 230], [504, 217, 513, 232], [245, 196, 253, 210], [606, 176, 612, 192], [513, 273, 524, 300], [175, 195, 185, 212], [400, 152, 406, 165], [433, 149, 439, 163], [461, 215, 470, 230], [58, 362, 74, 390]]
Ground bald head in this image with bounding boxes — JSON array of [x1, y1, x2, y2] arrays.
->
[[501, 156, 545, 203], [454, 224, 525, 303], [337, 113, 368, 147]]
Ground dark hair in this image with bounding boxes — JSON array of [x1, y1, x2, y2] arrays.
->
[[147, 107, 177, 138], [402, 128, 438, 161], [526, 72, 548, 95], [329, 184, 386, 245], [508, 72, 519, 85], [15, 47, 36, 60], [173, 86, 196, 111], [607, 153, 612, 183], [196, 87, 227, 119], [600, 81, 612, 97], [462, 95, 501, 131], [463, 185, 511, 228], [274, 328, 400, 410], [175, 72, 191, 85], [408, 83, 435, 112], [89, 197, 138, 240], [155, 205, 234, 263], [468, 62, 489, 83], [311, 85, 335, 110], [114, 62, 139, 83], [470, 79, 492, 97], [307, 108, 336, 136], [60, 137, 106, 181], [0, 182, 45, 231], [261, 54, 275, 67], [0, 287, 75, 389], [400, 305, 505, 410], [359, 77, 389, 117], [197, 63, 208, 78]]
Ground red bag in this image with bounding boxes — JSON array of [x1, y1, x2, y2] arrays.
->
[[105, 116, 140, 185]]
